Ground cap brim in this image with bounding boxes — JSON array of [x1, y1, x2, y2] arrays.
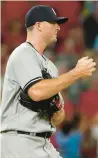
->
[[56, 17, 68, 24]]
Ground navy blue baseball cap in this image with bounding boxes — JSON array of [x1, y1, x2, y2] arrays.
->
[[25, 5, 68, 28]]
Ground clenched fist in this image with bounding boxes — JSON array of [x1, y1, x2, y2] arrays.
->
[[74, 56, 96, 77], [51, 108, 65, 127]]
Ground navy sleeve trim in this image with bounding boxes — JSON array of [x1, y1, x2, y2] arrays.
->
[[23, 77, 42, 93]]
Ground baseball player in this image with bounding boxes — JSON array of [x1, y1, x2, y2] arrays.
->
[[1, 5, 96, 158]]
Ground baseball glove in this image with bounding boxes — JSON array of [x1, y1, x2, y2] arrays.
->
[[19, 69, 62, 119]]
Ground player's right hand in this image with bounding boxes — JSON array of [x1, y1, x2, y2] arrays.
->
[[74, 56, 96, 77]]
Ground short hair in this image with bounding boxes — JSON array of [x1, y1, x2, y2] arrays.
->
[[27, 25, 34, 31]]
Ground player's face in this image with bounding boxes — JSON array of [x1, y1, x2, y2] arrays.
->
[[41, 21, 60, 45]]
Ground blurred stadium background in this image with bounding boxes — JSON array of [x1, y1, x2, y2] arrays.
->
[[1, 1, 98, 158]]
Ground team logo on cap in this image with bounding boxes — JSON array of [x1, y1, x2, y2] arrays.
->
[[52, 8, 56, 15]]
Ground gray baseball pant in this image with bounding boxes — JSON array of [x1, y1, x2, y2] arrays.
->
[[1, 132, 62, 158]]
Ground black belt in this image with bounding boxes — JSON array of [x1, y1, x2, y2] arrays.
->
[[1, 130, 52, 138]]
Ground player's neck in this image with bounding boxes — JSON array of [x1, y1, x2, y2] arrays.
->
[[26, 36, 47, 56]]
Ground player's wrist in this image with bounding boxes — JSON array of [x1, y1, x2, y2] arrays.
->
[[69, 68, 82, 80]]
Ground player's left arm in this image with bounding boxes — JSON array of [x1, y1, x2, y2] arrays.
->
[[51, 108, 65, 127], [51, 91, 65, 127]]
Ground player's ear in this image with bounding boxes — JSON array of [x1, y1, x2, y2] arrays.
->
[[35, 22, 42, 32]]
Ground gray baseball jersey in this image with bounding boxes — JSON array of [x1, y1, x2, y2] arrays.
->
[[1, 42, 64, 133]]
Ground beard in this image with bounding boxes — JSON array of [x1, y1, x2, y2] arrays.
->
[[48, 36, 57, 46]]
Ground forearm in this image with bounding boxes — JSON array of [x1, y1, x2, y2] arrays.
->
[[51, 108, 65, 127], [28, 56, 96, 101], [28, 68, 80, 101]]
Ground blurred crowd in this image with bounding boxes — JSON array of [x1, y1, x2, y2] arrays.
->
[[1, 1, 98, 158]]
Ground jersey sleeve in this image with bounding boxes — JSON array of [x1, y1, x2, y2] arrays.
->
[[13, 47, 43, 92]]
